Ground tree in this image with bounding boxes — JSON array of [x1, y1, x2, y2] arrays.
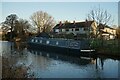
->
[[4, 14, 18, 32], [3, 14, 32, 41], [87, 6, 114, 38], [87, 6, 113, 26], [15, 19, 31, 36], [30, 11, 55, 33], [116, 26, 120, 39], [3, 14, 18, 40], [0, 22, 10, 32]]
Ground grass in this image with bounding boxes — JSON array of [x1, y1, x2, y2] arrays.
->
[[90, 39, 120, 56]]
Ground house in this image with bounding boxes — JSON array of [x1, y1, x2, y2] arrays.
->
[[98, 24, 116, 40], [53, 20, 116, 40], [53, 20, 97, 37]]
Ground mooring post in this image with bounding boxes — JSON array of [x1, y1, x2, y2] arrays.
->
[[95, 58, 98, 69]]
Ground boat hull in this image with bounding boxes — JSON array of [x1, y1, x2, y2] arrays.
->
[[28, 42, 95, 57], [28, 42, 80, 55], [27, 37, 96, 56]]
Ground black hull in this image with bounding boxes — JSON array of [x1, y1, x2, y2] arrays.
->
[[28, 42, 96, 57]]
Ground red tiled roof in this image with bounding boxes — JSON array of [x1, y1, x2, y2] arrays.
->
[[53, 21, 94, 29], [98, 24, 116, 30]]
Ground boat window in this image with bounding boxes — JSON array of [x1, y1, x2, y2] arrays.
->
[[40, 40, 42, 43], [56, 41, 59, 45], [31, 39, 34, 42], [35, 40, 38, 42], [46, 41, 50, 44]]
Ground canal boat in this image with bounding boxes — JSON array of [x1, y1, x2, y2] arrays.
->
[[27, 35, 95, 56]]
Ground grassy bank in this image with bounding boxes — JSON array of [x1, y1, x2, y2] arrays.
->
[[2, 55, 34, 79], [2, 56, 27, 78], [91, 39, 120, 57]]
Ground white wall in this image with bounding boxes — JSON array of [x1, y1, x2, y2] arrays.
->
[[64, 28, 87, 35], [55, 29, 59, 33]]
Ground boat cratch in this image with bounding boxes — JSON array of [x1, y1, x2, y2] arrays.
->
[[27, 37, 95, 56]]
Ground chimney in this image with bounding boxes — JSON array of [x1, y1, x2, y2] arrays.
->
[[86, 19, 88, 22], [59, 21, 62, 27], [65, 20, 68, 23], [73, 20, 75, 24], [85, 19, 88, 27]]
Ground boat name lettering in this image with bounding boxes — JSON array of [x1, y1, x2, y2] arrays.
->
[[69, 42, 79, 47]]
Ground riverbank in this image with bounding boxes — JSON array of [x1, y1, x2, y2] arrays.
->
[[1, 55, 35, 78], [2, 56, 27, 78], [91, 39, 120, 57], [97, 48, 120, 57], [1, 39, 120, 58], [1, 41, 120, 78], [97, 52, 120, 60]]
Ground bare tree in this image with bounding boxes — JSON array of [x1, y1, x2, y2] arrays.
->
[[87, 6, 114, 38], [30, 11, 55, 33], [87, 6, 114, 26]]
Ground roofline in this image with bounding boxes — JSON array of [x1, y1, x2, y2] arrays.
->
[[53, 20, 95, 29]]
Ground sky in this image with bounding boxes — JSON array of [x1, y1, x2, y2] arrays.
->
[[1, 0, 120, 2], [0, 1, 119, 26]]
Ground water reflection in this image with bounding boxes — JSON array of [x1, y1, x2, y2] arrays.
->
[[29, 49, 95, 66], [1, 41, 119, 78], [27, 49, 119, 78], [0, 41, 13, 55], [118, 61, 120, 79]]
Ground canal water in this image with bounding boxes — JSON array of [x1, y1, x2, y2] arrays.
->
[[1, 41, 120, 78]]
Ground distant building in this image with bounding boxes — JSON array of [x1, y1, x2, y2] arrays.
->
[[53, 20, 117, 40], [98, 24, 116, 40], [53, 20, 97, 36]]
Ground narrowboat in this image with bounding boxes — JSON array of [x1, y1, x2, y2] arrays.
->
[[27, 35, 95, 56]]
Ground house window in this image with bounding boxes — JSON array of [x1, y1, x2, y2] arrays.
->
[[31, 39, 34, 42], [35, 40, 38, 42], [75, 28, 79, 31], [60, 29, 62, 32], [66, 29, 69, 31], [55, 29, 59, 32], [84, 28, 88, 31], [72, 29, 74, 31]]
